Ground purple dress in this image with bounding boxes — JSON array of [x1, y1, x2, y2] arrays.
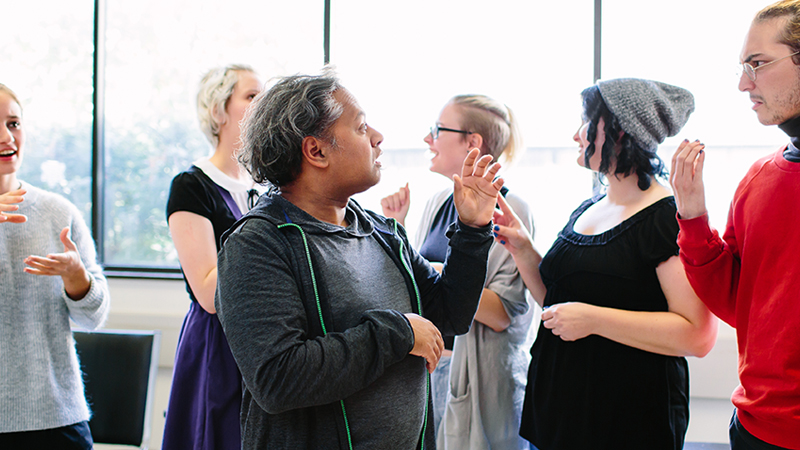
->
[[163, 164, 255, 450]]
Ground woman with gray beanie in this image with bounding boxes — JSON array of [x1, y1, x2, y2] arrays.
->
[[492, 78, 719, 450]]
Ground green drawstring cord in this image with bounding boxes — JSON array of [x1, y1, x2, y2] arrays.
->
[[279, 221, 430, 450], [394, 220, 430, 450], [278, 224, 326, 334], [278, 223, 353, 450]]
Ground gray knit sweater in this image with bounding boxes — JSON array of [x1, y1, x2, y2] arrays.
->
[[0, 182, 110, 432]]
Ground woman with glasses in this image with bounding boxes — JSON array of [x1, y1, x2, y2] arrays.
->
[[0, 83, 110, 449], [382, 94, 536, 450], [492, 78, 718, 450], [162, 64, 264, 450]]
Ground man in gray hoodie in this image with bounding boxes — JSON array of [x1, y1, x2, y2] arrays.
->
[[215, 72, 504, 450]]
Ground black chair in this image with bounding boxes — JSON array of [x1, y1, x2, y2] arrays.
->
[[73, 329, 161, 449]]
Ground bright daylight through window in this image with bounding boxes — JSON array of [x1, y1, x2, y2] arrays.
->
[[1, 0, 783, 275]]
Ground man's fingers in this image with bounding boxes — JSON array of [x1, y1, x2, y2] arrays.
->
[[492, 176, 505, 192], [405, 312, 444, 373], [483, 161, 501, 180], [460, 148, 480, 178], [471, 153, 493, 179]]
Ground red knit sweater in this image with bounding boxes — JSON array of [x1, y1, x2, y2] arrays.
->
[[677, 149, 800, 449]]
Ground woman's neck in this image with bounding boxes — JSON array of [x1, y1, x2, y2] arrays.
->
[[280, 173, 351, 227], [603, 172, 665, 206], [0, 173, 19, 195], [574, 173, 669, 236], [209, 142, 247, 182], [281, 188, 349, 226]]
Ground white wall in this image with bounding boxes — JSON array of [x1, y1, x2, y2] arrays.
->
[[104, 278, 188, 368]]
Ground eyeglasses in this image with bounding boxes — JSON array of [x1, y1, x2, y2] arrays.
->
[[740, 51, 800, 82], [430, 124, 472, 140]]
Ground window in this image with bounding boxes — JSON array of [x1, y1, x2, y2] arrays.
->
[[1, 1, 94, 222], [102, 0, 324, 269], [5, 1, 785, 274], [336, 1, 596, 248], [602, 0, 786, 230]]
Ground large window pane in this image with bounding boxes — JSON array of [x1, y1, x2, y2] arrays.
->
[[333, 1, 595, 249], [1, 1, 94, 225], [603, 0, 783, 230], [103, 0, 324, 267]]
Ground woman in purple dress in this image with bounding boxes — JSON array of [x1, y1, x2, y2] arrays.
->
[[162, 64, 263, 450]]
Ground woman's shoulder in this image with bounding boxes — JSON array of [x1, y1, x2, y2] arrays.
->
[[637, 194, 677, 222], [169, 166, 221, 197], [616, 195, 679, 252], [426, 187, 454, 207], [170, 165, 213, 190], [609, 195, 677, 234], [167, 166, 222, 219]]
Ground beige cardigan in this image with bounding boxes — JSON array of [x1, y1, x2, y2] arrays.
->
[[415, 187, 539, 450]]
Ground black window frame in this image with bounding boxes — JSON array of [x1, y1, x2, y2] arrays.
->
[[90, 0, 600, 278]]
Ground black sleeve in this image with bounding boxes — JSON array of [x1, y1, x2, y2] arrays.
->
[[412, 219, 493, 336], [166, 169, 215, 222], [638, 198, 681, 267]]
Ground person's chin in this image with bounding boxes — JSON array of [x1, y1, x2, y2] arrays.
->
[[757, 110, 781, 126], [428, 162, 450, 178], [367, 170, 381, 188]]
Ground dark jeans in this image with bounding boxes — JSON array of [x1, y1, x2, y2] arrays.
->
[[0, 421, 93, 450], [730, 409, 788, 450]]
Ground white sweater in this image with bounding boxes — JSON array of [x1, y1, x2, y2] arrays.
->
[[0, 182, 109, 432]]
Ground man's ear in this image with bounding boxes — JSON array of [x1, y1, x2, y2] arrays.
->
[[302, 136, 330, 169], [468, 133, 484, 152]]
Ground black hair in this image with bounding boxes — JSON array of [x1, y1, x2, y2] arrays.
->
[[581, 85, 667, 191], [239, 73, 343, 187]]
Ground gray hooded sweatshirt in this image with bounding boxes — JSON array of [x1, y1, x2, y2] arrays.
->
[[215, 193, 492, 450]]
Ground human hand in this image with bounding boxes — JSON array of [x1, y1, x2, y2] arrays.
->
[[25, 227, 92, 300], [0, 188, 27, 223], [380, 183, 410, 226], [670, 139, 707, 220], [404, 313, 444, 373], [453, 148, 503, 228], [541, 302, 597, 341], [492, 193, 534, 256]]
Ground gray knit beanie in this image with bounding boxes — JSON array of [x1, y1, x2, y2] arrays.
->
[[596, 78, 695, 152]]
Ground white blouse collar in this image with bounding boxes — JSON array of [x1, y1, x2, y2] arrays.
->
[[193, 158, 253, 193]]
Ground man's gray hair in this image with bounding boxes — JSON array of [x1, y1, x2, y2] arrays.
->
[[197, 64, 255, 147], [239, 72, 343, 187]]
